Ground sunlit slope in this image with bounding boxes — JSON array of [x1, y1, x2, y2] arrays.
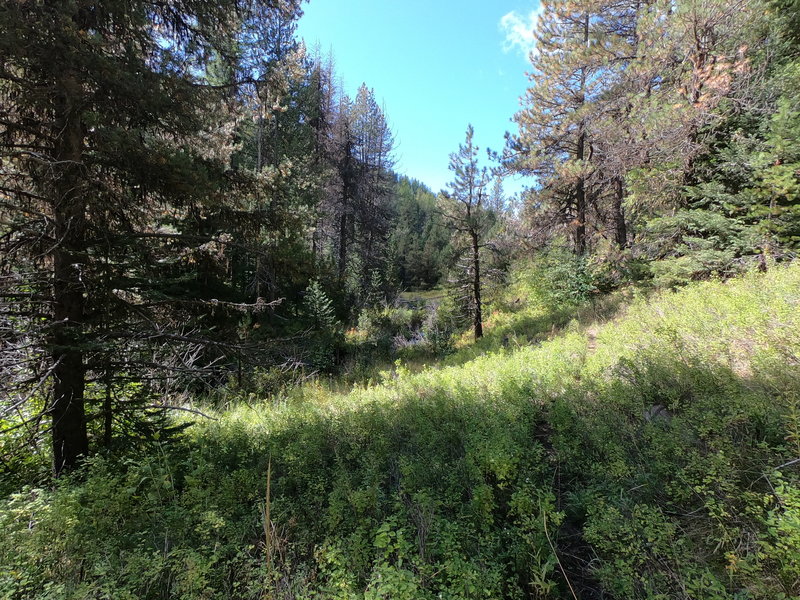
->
[[2, 266, 799, 599]]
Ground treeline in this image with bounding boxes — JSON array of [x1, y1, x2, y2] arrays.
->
[[506, 0, 800, 287], [0, 1, 462, 475]]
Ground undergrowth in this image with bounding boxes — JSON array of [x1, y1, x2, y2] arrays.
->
[[1, 265, 799, 599]]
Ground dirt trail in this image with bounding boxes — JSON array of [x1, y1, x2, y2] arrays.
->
[[586, 327, 599, 354]]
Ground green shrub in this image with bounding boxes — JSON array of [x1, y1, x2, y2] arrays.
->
[[536, 247, 598, 306]]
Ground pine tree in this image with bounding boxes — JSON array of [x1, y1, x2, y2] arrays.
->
[[0, 0, 302, 474], [350, 84, 395, 285], [441, 125, 492, 340], [320, 82, 395, 303], [509, 0, 768, 268], [387, 177, 449, 290], [301, 279, 341, 371], [510, 0, 607, 255]]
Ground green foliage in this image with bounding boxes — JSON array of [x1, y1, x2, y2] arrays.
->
[[442, 256, 629, 364], [302, 280, 343, 371], [536, 248, 598, 305], [645, 208, 758, 287], [750, 93, 800, 247], [0, 0, 318, 473], [2, 264, 800, 598], [507, 0, 800, 293], [357, 306, 423, 341], [761, 477, 800, 591], [303, 280, 338, 332], [387, 178, 450, 290], [417, 300, 458, 358], [344, 303, 451, 375], [634, 43, 800, 287]]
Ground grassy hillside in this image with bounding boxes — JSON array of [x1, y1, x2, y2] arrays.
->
[[2, 266, 799, 599]]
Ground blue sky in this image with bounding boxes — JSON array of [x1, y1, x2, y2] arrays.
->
[[296, 0, 543, 197]]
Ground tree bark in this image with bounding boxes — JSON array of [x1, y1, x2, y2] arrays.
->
[[50, 70, 89, 476], [338, 210, 348, 282], [471, 230, 483, 339], [337, 137, 354, 283], [574, 13, 589, 257], [613, 176, 628, 249], [575, 131, 587, 256]]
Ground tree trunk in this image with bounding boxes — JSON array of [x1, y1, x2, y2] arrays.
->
[[338, 211, 348, 282], [613, 176, 628, 249], [337, 137, 354, 283], [575, 131, 587, 256], [471, 230, 483, 339], [103, 375, 113, 449], [50, 71, 89, 476], [574, 13, 589, 257]]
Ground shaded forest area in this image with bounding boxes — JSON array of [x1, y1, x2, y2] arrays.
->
[[0, 0, 466, 475], [1, 0, 800, 598]]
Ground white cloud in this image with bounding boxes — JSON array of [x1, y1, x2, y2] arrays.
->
[[499, 5, 545, 58]]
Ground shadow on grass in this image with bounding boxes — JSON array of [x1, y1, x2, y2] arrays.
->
[[5, 338, 796, 599]]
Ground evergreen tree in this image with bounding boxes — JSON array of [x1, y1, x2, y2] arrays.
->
[[0, 0, 302, 474], [510, 0, 602, 255], [350, 84, 395, 285], [440, 125, 492, 340], [319, 82, 395, 305], [508, 0, 785, 283], [387, 177, 449, 289], [301, 279, 341, 371]]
